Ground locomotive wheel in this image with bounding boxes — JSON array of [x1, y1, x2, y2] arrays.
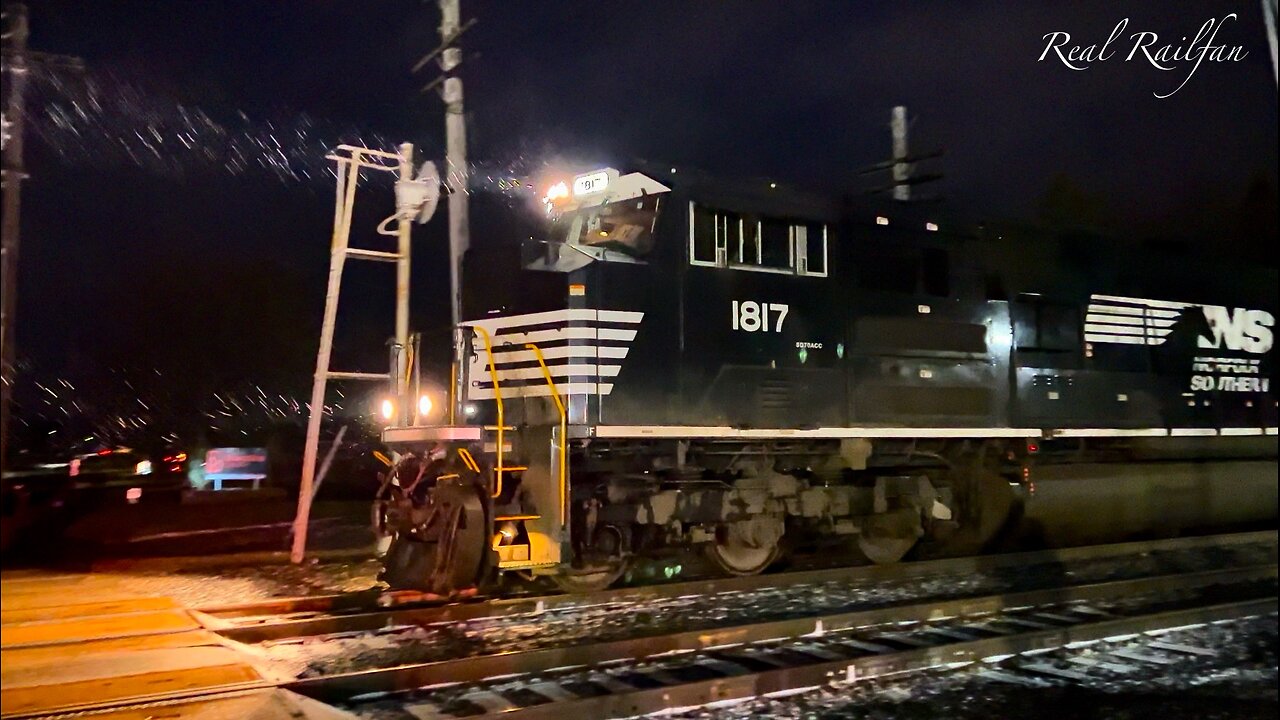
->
[[855, 534, 916, 564], [918, 468, 1018, 559], [552, 560, 629, 593], [706, 541, 779, 575], [705, 517, 784, 576], [854, 507, 922, 565], [554, 524, 629, 592]]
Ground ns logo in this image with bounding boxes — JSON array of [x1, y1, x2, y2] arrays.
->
[[1197, 306, 1274, 354]]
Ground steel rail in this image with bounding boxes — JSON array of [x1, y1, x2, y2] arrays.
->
[[204, 530, 1276, 643], [462, 597, 1279, 720], [196, 589, 388, 621], [283, 562, 1278, 704]]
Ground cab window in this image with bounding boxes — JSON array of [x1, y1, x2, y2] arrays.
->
[[689, 202, 827, 277]]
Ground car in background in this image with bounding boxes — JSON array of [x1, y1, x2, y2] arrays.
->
[[68, 447, 189, 503]]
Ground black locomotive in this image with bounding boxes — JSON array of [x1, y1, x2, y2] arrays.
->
[[374, 165, 1277, 593]]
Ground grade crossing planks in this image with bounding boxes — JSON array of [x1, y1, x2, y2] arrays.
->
[[0, 571, 269, 718]]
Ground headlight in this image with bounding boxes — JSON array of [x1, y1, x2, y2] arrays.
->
[[418, 395, 433, 418], [543, 181, 569, 203], [379, 399, 396, 422]]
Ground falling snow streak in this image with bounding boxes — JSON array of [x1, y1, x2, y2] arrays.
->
[[24, 67, 400, 186], [11, 364, 375, 457], [21, 65, 584, 205]]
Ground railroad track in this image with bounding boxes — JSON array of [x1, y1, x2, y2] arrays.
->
[[16, 532, 1274, 719], [197, 530, 1277, 645], [290, 564, 1276, 719]]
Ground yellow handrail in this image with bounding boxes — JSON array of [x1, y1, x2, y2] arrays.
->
[[457, 448, 479, 473], [524, 343, 568, 526], [471, 326, 506, 499]]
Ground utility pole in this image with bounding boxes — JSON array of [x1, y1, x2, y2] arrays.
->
[[410, 0, 473, 419], [1, 6, 80, 470], [437, 0, 470, 423], [854, 108, 943, 200], [439, 0, 469, 333], [891, 105, 910, 202], [1264, 0, 1278, 87], [0, 3, 28, 472]]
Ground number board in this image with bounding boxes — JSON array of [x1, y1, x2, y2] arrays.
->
[[573, 170, 610, 196]]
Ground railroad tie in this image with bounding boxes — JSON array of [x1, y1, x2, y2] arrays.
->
[[1018, 662, 1091, 681], [1146, 640, 1217, 656], [1066, 655, 1137, 673], [1108, 648, 1178, 665], [976, 668, 1052, 686]]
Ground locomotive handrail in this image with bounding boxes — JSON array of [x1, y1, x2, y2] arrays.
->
[[470, 325, 506, 499], [457, 447, 480, 473], [525, 342, 569, 526]]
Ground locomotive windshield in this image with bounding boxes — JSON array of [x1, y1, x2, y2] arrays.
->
[[525, 169, 671, 271], [551, 194, 663, 259]]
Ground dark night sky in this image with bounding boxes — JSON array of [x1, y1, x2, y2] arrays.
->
[[8, 1, 1278, 444]]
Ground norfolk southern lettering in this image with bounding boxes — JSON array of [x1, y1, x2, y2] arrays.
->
[[1039, 15, 1248, 98]]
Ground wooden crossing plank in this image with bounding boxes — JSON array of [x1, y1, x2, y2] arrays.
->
[[2, 608, 200, 648]]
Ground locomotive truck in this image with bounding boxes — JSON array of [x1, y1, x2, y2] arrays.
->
[[372, 165, 1278, 594]]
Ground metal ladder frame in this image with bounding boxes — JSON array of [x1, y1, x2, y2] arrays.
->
[[291, 144, 416, 564]]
